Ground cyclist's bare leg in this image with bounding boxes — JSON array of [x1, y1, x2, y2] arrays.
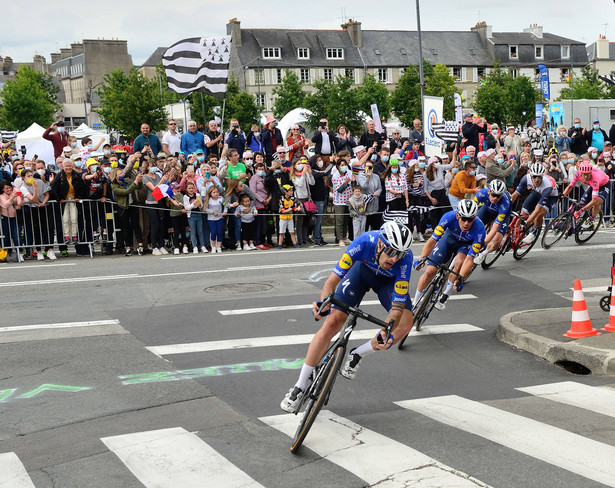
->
[[587, 197, 603, 217], [527, 206, 547, 229], [414, 264, 437, 302], [304, 309, 347, 367], [487, 231, 503, 252]]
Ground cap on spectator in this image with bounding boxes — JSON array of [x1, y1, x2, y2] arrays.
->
[[490, 123, 499, 129], [157, 152, 167, 159], [266, 115, 277, 124], [604, 140, 613, 146], [389, 158, 400, 166], [282, 184, 293, 191], [418, 155, 426, 161], [178, 151, 185, 155], [485, 148, 496, 157], [101, 159, 111, 166], [593, 119, 600, 124], [412, 139, 421, 144], [507, 126, 515, 131], [195, 149, 204, 155], [440, 153, 450, 159], [70, 154, 82, 161], [461, 155, 471, 160], [86, 158, 98, 168], [534, 149, 543, 156], [476, 173, 487, 181], [464, 112, 473, 118], [588, 146, 597, 152], [62, 146, 72, 153], [354, 145, 366, 153], [604, 152, 611, 158], [170, 182, 180, 190], [428, 156, 439, 165], [477, 151, 486, 158], [406, 159, 417, 167]]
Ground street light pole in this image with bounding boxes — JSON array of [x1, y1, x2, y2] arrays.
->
[[416, 0, 425, 116], [257, 56, 262, 125]]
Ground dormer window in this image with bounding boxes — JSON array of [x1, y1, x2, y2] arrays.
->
[[297, 47, 310, 60], [535, 45, 543, 59], [509, 45, 518, 59], [262, 47, 281, 59], [326, 48, 344, 59]]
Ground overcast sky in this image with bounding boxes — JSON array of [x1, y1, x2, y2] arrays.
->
[[1, 0, 612, 66]]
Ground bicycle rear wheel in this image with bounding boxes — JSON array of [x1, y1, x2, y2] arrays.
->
[[541, 212, 570, 249], [412, 280, 438, 333], [290, 345, 345, 453], [481, 234, 510, 269], [575, 210, 603, 244], [513, 224, 541, 260]]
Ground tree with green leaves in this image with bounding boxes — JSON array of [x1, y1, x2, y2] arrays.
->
[[425, 64, 460, 120], [272, 70, 306, 119], [355, 74, 391, 121], [96, 67, 167, 139], [390, 60, 435, 128], [473, 65, 542, 127], [0, 65, 60, 131], [557, 64, 609, 101], [304, 75, 363, 133]]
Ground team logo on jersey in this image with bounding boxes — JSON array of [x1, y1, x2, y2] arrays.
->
[[338, 253, 353, 270], [394, 280, 409, 295], [472, 242, 482, 253], [497, 214, 505, 222], [434, 225, 444, 237]]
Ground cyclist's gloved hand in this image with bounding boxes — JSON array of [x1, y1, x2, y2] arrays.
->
[[413, 257, 426, 270], [375, 330, 394, 350], [454, 279, 464, 293], [574, 210, 582, 219], [312, 301, 331, 321]]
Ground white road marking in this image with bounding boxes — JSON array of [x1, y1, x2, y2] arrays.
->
[[0, 452, 35, 487], [218, 295, 477, 315], [146, 323, 482, 356], [569, 286, 607, 293], [0, 320, 119, 333], [260, 411, 488, 487], [101, 427, 264, 488], [517, 381, 615, 418], [0, 274, 139, 287], [396, 394, 615, 487], [0, 263, 76, 270]]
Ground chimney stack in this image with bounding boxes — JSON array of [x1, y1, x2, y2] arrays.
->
[[345, 19, 362, 48], [227, 18, 241, 47]]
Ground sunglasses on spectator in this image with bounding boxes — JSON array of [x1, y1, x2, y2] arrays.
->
[[383, 246, 407, 260], [169, 123, 176, 125], [460, 216, 475, 223]]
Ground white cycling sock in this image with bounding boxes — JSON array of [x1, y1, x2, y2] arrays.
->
[[353, 340, 376, 358], [295, 364, 315, 391], [443, 280, 455, 296], [413, 289, 423, 304]]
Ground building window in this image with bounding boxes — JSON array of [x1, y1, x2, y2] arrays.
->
[[345, 68, 354, 82], [377, 68, 388, 83], [262, 47, 281, 59], [561, 45, 570, 59], [300, 68, 310, 84], [326, 48, 344, 59], [297, 47, 310, 59], [253, 68, 264, 84], [323, 68, 333, 81], [256, 93, 266, 110], [534, 68, 541, 82], [452, 67, 461, 82], [477, 67, 485, 81], [277, 68, 283, 84], [509, 45, 518, 60], [560, 68, 570, 82], [509, 68, 518, 79], [535, 45, 543, 59]]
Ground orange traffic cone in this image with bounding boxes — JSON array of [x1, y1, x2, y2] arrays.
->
[[564, 280, 600, 338], [602, 276, 615, 332]]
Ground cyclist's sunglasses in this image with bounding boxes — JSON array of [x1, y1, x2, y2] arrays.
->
[[531, 175, 543, 181], [383, 246, 408, 260], [460, 216, 475, 223]]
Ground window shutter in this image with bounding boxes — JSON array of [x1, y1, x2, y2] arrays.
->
[[249, 69, 255, 86], [310, 69, 316, 83], [387, 68, 393, 84], [264, 69, 270, 85], [461, 68, 467, 82], [319, 69, 324, 80]]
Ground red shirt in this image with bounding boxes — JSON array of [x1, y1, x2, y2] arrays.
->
[[43, 128, 70, 158]]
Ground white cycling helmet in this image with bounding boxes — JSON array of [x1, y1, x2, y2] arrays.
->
[[379, 221, 413, 251], [529, 163, 546, 177], [488, 179, 507, 195], [457, 199, 479, 218]]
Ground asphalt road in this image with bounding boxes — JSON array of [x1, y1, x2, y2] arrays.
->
[[1, 229, 615, 487]]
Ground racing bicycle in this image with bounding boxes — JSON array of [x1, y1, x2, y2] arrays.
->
[[480, 211, 541, 269], [397, 256, 460, 349], [290, 293, 394, 453], [541, 198, 603, 249]]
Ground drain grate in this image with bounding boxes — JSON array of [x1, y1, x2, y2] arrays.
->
[[205, 282, 275, 294]]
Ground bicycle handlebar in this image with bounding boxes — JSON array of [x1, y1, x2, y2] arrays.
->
[[423, 256, 462, 279]]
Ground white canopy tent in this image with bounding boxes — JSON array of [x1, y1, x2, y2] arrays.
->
[[69, 123, 110, 147], [14, 123, 54, 164]]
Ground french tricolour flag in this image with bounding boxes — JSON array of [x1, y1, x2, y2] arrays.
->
[[152, 184, 174, 202]]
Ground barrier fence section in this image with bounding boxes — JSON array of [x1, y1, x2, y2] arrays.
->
[[0, 199, 117, 259]]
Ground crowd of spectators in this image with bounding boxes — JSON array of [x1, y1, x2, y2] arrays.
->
[[0, 114, 614, 263]]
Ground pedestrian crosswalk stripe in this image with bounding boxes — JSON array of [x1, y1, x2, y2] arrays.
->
[[260, 411, 488, 487], [396, 395, 615, 487], [517, 381, 615, 418], [101, 427, 264, 488], [0, 452, 35, 487], [147, 323, 483, 356]]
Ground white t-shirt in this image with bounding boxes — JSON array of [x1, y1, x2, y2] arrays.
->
[[162, 131, 181, 155]]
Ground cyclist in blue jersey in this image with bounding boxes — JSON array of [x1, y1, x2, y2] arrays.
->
[[412, 199, 485, 311], [281, 222, 414, 413], [511, 163, 559, 243], [473, 179, 512, 264]]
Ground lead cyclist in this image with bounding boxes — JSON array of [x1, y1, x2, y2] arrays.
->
[[280, 222, 414, 413]]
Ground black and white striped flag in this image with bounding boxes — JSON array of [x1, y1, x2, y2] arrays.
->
[[162, 36, 232, 98], [599, 75, 615, 85], [431, 120, 460, 142], [1, 130, 18, 142]]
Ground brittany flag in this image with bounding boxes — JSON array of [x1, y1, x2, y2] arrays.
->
[[151, 184, 174, 202], [163, 36, 232, 98]]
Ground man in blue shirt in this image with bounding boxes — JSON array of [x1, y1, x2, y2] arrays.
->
[[133, 124, 162, 156], [181, 120, 208, 156], [584, 119, 609, 153]]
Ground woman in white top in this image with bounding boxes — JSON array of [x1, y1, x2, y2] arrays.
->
[[290, 156, 315, 246]]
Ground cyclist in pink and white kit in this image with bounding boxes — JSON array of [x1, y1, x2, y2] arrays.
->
[[561, 161, 610, 221]]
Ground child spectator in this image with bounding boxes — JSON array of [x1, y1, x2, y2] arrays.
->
[[278, 184, 301, 249], [183, 181, 207, 253], [204, 185, 227, 253], [169, 182, 189, 254], [348, 184, 368, 238], [235, 194, 258, 250]]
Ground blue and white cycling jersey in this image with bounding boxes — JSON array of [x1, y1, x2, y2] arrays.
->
[[333, 230, 414, 305], [474, 188, 511, 224], [431, 210, 486, 258]]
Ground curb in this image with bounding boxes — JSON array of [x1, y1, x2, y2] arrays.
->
[[497, 309, 615, 376]]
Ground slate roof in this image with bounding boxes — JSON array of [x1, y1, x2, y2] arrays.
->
[[141, 47, 167, 67], [490, 32, 583, 46], [587, 41, 615, 61]]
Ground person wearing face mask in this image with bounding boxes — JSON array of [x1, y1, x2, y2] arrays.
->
[[51, 159, 86, 247], [554, 125, 572, 154], [247, 123, 264, 154], [587, 146, 600, 164], [290, 157, 316, 246], [332, 158, 354, 246], [142, 161, 171, 256], [486, 148, 515, 186], [265, 158, 291, 240], [448, 159, 479, 208], [43, 121, 70, 158], [19, 168, 51, 260], [241, 150, 255, 179], [225, 119, 247, 159], [357, 157, 383, 232], [525, 118, 547, 155], [484, 124, 500, 150], [249, 161, 272, 249], [262, 116, 284, 164], [382, 158, 408, 222], [424, 156, 453, 230], [286, 125, 307, 162], [568, 117, 588, 157], [584, 119, 609, 154], [111, 168, 144, 256], [407, 158, 429, 241], [78, 136, 105, 162], [308, 155, 333, 246], [503, 126, 522, 157]]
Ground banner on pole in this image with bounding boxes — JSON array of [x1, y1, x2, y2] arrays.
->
[[454, 93, 462, 126], [423, 96, 444, 157], [549, 103, 564, 133], [535, 103, 543, 127], [538, 64, 550, 100], [370, 104, 383, 133]]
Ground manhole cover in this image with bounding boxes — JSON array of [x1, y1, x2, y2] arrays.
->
[[204, 282, 275, 294]]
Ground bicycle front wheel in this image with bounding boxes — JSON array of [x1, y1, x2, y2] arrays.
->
[[513, 225, 541, 260], [575, 210, 603, 244], [481, 234, 510, 269], [541, 212, 570, 249], [290, 345, 345, 453], [412, 280, 438, 332]]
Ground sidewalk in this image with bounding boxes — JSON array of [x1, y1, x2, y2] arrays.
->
[[498, 307, 615, 375]]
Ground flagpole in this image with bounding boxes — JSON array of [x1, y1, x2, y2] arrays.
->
[[220, 98, 226, 134], [200, 92, 207, 130]]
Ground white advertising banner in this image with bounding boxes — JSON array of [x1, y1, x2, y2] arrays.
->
[[423, 96, 444, 157]]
